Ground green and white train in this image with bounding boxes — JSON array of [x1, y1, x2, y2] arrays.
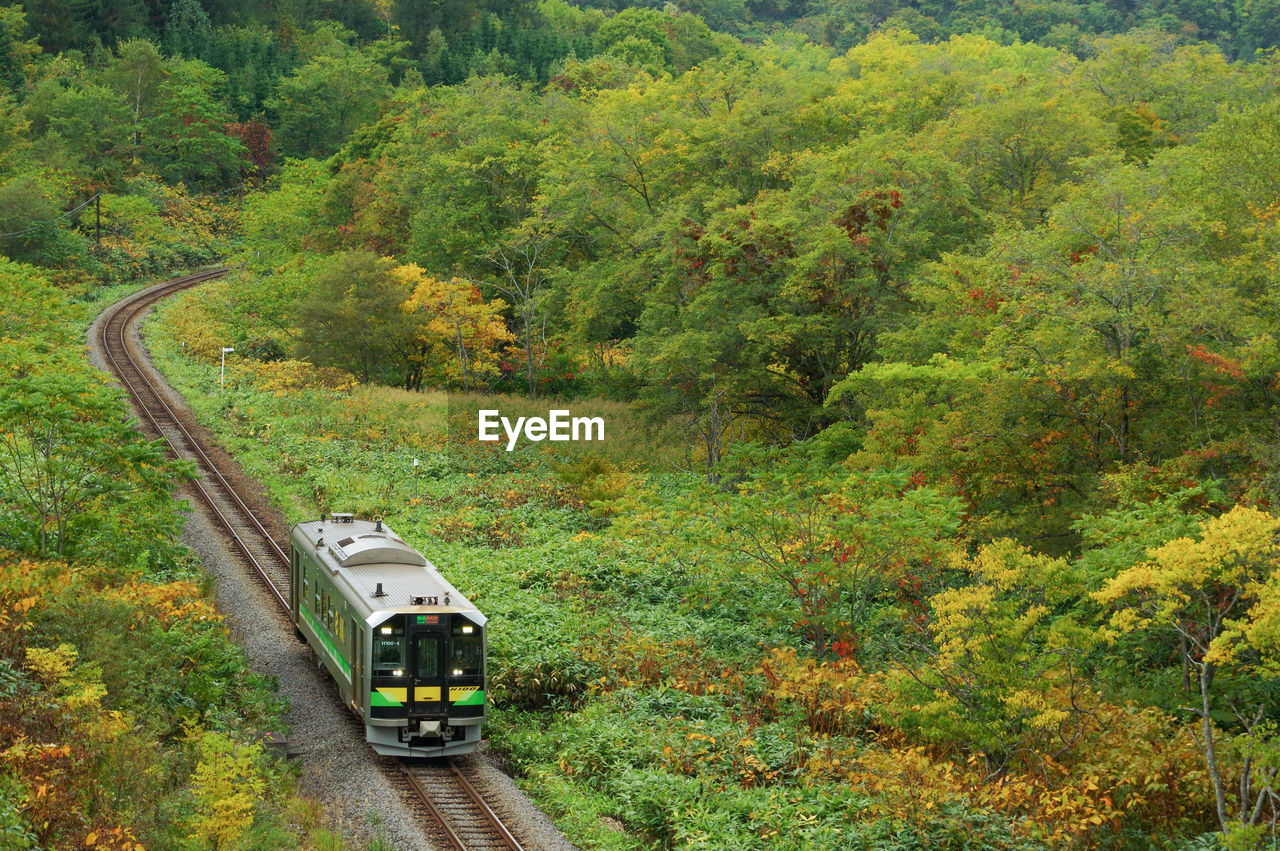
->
[[289, 514, 486, 756]]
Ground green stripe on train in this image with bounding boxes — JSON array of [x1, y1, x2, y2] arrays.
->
[[301, 606, 351, 677], [454, 689, 485, 706], [370, 690, 402, 707]]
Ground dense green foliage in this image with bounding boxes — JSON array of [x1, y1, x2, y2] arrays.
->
[[10, 0, 1280, 84], [227, 28, 1280, 539], [7, 0, 1280, 846], [178, 13, 1280, 848], [0, 13, 237, 281], [0, 16, 383, 842]]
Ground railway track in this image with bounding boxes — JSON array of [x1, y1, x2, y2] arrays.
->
[[402, 760, 525, 851], [96, 267, 291, 610], [96, 268, 525, 851]]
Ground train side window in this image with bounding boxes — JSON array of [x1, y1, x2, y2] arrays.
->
[[415, 636, 439, 679], [301, 575, 310, 609]]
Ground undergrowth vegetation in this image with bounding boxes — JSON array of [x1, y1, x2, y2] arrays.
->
[[0, 258, 375, 848], [147, 293, 1260, 848], [4, 0, 1278, 844]]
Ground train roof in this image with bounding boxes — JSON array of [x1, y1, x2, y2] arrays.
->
[[290, 516, 485, 626]]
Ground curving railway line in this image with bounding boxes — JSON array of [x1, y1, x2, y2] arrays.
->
[[95, 268, 525, 851]]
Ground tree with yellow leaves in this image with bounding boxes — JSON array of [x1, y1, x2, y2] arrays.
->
[[1094, 506, 1280, 839], [903, 540, 1103, 779], [187, 728, 265, 849], [396, 264, 513, 392]]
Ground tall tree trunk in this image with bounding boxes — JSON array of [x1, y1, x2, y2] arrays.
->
[[1181, 633, 1191, 694], [523, 309, 536, 399], [1201, 661, 1230, 831]]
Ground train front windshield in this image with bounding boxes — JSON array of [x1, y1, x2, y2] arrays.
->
[[414, 635, 439, 678], [449, 621, 482, 677], [374, 622, 405, 673]]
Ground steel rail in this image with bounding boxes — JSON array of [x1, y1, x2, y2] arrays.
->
[[400, 766, 472, 850], [97, 268, 289, 611], [450, 760, 525, 850], [109, 270, 291, 567]]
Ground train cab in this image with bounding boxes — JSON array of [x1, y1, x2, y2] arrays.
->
[[288, 514, 486, 757], [368, 608, 486, 752]]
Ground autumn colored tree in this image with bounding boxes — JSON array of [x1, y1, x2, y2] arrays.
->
[[1095, 506, 1280, 837], [396, 264, 513, 391], [902, 540, 1102, 777], [187, 729, 265, 848], [224, 118, 273, 177]]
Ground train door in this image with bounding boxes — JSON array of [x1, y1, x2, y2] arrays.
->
[[352, 621, 364, 713], [289, 549, 299, 616], [408, 616, 445, 716]]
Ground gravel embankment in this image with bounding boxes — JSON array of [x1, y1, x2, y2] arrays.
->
[[87, 282, 575, 851]]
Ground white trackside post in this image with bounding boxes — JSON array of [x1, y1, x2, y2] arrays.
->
[[221, 346, 235, 390]]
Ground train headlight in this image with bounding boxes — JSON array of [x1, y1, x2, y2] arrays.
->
[[452, 669, 463, 676], [461, 626, 474, 634], [380, 627, 392, 635], [393, 669, 403, 677]]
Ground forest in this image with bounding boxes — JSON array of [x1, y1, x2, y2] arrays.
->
[[2, 0, 1280, 847]]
